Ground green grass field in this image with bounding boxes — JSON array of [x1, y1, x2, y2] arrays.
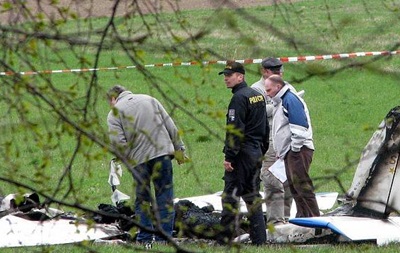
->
[[1, 0, 400, 252]]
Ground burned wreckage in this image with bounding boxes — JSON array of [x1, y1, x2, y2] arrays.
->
[[0, 106, 399, 247]]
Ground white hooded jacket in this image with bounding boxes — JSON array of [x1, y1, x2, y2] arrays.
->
[[271, 85, 314, 159]]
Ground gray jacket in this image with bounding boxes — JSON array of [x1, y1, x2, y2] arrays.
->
[[107, 91, 185, 165]]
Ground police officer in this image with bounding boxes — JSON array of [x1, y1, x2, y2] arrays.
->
[[217, 62, 269, 245]]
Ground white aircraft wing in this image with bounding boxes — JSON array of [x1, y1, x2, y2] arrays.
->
[[0, 214, 122, 248], [289, 216, 400, 245], [175, 191, 338, 216]]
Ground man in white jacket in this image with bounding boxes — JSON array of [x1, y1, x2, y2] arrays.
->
[[265, 75, 319, 218]]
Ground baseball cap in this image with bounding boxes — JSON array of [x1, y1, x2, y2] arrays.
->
[[261, 57, 283, 71], [218, 62, 245, 75]]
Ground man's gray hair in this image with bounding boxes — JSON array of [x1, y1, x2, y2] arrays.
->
[[268, 74, 286, 87], [107, 85, 127, 99]]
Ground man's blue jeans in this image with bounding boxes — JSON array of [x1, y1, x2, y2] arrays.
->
[[130, 155, 175, 243]]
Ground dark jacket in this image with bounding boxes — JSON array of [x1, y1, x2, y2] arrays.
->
[[223, 82, 269, 162]]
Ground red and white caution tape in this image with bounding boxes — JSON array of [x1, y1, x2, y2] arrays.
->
[[1, 50, 399, 76]]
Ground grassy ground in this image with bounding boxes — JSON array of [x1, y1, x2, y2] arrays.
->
[[0, 0, 400, 252]]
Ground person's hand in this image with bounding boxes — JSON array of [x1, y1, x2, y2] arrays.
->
[[223, 160, 234, 172], [175, 149, 189, 165]]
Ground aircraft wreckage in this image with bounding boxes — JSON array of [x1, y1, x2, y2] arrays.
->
[[171, 105, 400, 246], [0, 105, 399, 247]]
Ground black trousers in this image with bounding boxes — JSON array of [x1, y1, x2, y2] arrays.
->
[[219, 145, 266, 245]]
